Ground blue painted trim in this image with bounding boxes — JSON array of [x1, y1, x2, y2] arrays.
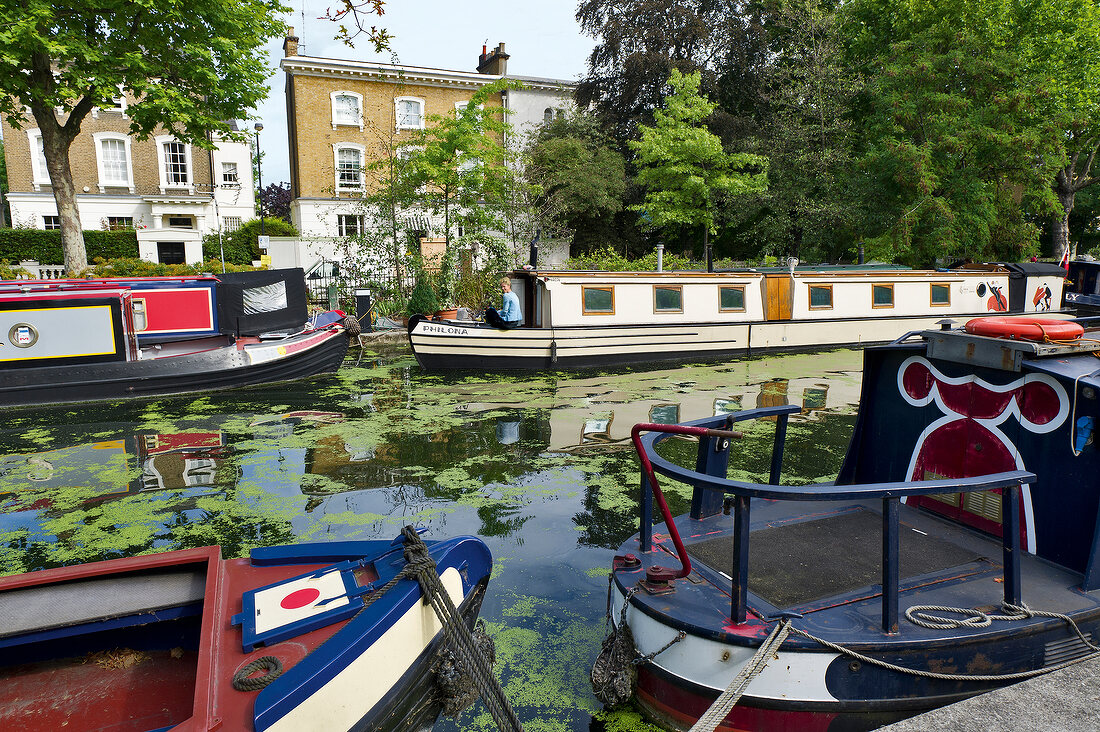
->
[[0, 602, 202, 650], [252, 536, 492, 732], [249, 540, 393, 566]]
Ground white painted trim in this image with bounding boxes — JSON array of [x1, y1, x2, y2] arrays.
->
[[332, 143, 366, 192], [330, 90, 364, 130], [394, 96, 425, 131], [26, 129, 50, 191], [91, 132, 135, 193]]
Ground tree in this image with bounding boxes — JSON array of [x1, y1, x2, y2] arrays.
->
[[630, 70, 768, 268], [524, 113, 628, 252], [259, 182, 293, 223], [841, 0, 1100, 262], [0, 0, 287, 274], [576, 0, 770, 145], [853, 25, 1061, 266], [756, 0, 860, 262], [399, 80, 520, 304]]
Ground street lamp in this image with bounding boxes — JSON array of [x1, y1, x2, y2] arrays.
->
[[254, 122, 265, 239]]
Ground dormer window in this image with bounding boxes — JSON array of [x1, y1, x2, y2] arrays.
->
[[395, 97, 424, 131], [331, 91, 363, 129]]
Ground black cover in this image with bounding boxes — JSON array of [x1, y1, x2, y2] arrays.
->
[[217, 268, 309, 336]]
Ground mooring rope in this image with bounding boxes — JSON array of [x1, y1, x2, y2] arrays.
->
[[399, 526, 524, 732], [789, 600, 1100, 683], [688, 619, 791, 732]]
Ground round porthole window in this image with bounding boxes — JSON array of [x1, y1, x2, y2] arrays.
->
[[8, 323, 39, 348]]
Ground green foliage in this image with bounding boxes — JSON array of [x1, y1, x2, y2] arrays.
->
[[0, 0, 289, 273], [406, 269, 440, 316], [566, 245, 751, 271], [400, 79, 521, 249], [0, 259, 31, 279], [0, 229, 138, 263], [630, 70, 768, 247], [88, 258, 260, 277], [853, 26, 1060, 265], [527, 134, 626, 223], [202, 218, 298, 265]]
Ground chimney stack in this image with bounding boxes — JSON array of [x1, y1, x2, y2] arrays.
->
[[476, 42, 509, 76], [283, 26, 299, 57]]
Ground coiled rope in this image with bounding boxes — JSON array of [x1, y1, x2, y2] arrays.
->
[[789, 601, 1100, 683]]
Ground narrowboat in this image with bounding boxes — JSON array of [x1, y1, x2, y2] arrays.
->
[[596, 315, 1100, 730], [0, 269, 350, 407], [408, 262, 1068, 370], [0, 528, 493, 732], [1064, 258, 1100, 316]]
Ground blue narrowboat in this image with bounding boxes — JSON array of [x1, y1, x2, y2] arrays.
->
[[599, 316, 1100, 730]]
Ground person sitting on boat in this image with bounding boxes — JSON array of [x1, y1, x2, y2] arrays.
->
[[485, 278, 523, 329]]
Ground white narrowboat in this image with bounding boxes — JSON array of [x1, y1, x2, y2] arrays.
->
[[408, 262, 1069, 370]]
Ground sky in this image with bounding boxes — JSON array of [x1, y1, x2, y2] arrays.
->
[[253, 1, 597, 185]]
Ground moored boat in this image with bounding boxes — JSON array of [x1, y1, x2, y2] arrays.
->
[[595, 316, 1100, 730], [0, 527, 493, 731], [409, 262, 1069, 370], [0, 268, 350, 407], [1064, 258, 1100, 316]]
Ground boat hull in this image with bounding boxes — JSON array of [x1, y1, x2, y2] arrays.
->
[[409, 312, 1072, 370], [0, 534, 493, 732], [0, 328, 348, 407]]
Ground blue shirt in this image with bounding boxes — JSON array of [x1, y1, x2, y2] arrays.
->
[[500, 290, 521, 323]]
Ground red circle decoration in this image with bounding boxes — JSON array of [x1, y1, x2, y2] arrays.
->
[[963, 317, 1083, 342], [280, 587, 321, 610]]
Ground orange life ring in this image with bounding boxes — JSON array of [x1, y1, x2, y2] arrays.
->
[[964, 316, 1083, 342]]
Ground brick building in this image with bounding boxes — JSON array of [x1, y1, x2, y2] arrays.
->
[[280, 32, 575, 239], [1, 97, 255, 265]]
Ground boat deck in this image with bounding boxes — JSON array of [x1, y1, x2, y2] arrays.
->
[[621, 498, 1100, 650]]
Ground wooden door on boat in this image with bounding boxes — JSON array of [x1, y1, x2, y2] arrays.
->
[[764, 275, 792, 320]]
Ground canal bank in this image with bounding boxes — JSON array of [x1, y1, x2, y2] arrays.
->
[[882, 654, 1100, 731]]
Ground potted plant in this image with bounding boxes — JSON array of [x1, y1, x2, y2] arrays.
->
[[406, 269, 440, 318]]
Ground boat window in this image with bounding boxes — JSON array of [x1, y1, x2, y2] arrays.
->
[[243, 282, 288, 314], [872, 283, 894, 308], [808, 284, 833, 309], [719, 285, 746, 312], [930, 283, 951, 306], [654, 285, 683, 313], [583, 286, 614, 314]]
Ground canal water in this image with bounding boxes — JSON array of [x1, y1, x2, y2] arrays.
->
[[0, 344, 865, 731]]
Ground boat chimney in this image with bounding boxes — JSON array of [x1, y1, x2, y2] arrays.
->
[[529, 229, 539, 269], [858, 241, 865, 265], [656, 243, 664, 272]]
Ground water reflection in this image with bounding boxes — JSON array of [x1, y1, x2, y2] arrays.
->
[[0, 347, 865, 731]]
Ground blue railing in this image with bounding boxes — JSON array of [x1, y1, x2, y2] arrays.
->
[[633, 405, 1034, 634]]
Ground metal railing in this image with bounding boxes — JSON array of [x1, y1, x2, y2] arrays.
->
[[632, 406, 1034, 634]]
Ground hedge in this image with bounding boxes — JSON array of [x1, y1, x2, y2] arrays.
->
[[0, 229, 139, 263]]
